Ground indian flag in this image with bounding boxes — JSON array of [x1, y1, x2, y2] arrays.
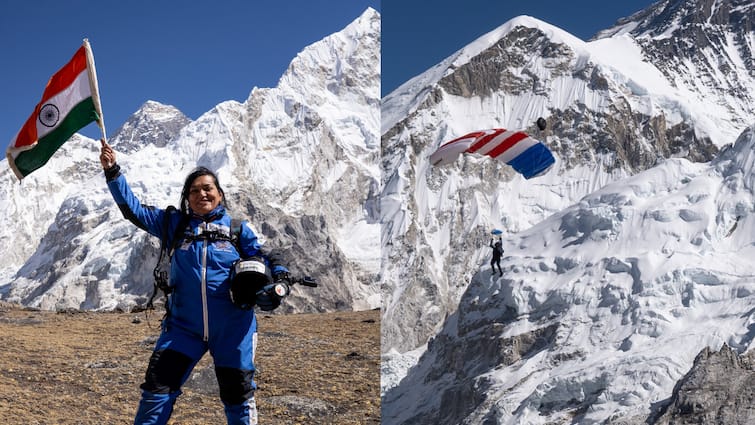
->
[[6, 39, 104, 180]]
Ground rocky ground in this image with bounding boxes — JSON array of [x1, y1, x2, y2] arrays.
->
[[0, 301, 380, 424]]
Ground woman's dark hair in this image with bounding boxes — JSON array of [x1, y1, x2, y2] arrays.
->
[[180, 166, 226, 214]]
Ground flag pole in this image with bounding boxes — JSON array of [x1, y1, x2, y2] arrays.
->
[[83, 38, 106, 140]]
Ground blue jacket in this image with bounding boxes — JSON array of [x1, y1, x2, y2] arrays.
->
[[107, 171, 281, 341]]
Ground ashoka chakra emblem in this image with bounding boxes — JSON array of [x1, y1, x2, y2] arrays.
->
[[39, 103, 60, 127]]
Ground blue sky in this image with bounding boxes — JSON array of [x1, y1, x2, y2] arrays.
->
[[1, 1, 664, 148], [382, 0, 658, 96], [0, 1, 379, 143]]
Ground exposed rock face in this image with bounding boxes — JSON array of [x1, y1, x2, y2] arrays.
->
[[598, 0, 755, 136], [439, 24, 719, 173], [651, 345, 755, 425], [110, 100, 192, 152], [439, 27, 574, 98]]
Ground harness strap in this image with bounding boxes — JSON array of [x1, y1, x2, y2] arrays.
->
[[148, 212, 244, 310], [147, 206, 182, 310]]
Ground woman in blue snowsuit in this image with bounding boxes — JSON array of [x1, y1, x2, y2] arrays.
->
[[100, 139, 288, 425]]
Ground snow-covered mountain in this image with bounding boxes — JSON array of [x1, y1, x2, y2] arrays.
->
[[0, 8, 380, 313], [384, 124, 755, 424], [381, 0, 755, 423]]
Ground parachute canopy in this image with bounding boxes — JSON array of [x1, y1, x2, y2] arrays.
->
[[429, 128, 555, 179], [491, 229, 503, 236]]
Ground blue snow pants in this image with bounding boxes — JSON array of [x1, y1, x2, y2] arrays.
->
[[133, 314, 257, 425]]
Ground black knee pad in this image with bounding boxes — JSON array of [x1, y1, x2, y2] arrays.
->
[[140, 349, 194, 394], [215, 367, 254, 404]]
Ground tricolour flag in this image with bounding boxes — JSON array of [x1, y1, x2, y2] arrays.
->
[[6, 39, 104, 180]]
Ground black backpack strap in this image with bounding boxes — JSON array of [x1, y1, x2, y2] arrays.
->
[[161, 206, 179, 249], [230, 218, 243, 256], [148, 214, 241, 310], [147, 206, 184, 310], [168, 212, 192, 257]]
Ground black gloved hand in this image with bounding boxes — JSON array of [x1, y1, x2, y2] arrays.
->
[[104, 163, 121, 182], [255, 286, 282, 311], [266, 249, 286, 270], [256, 272, 291, 312], [273, 271, 290, 284]]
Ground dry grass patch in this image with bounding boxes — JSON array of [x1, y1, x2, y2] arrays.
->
[[0, 302, 379, 424]]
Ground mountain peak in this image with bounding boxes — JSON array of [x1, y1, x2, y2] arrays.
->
[[381, 14, 595, 134], [109, 101, 191, 152], [135, 100, 185, 117]]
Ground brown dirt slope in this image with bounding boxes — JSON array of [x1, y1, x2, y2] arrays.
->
[[0, 301, 379, 424]]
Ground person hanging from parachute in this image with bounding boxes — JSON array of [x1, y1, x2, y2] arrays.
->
[[429, 118, 551, 278], [429, 117, 554, 179], [489, 229, 504, 276]]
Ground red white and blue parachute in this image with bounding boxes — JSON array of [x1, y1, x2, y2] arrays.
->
[[429, 127, 555, 179]]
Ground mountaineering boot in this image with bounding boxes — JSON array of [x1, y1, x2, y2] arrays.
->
[[223, 397, 258, 425], [133, 390, 180, 425]]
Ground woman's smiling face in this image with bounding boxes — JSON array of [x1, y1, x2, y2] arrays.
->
[[188, 175, 223, 215]]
